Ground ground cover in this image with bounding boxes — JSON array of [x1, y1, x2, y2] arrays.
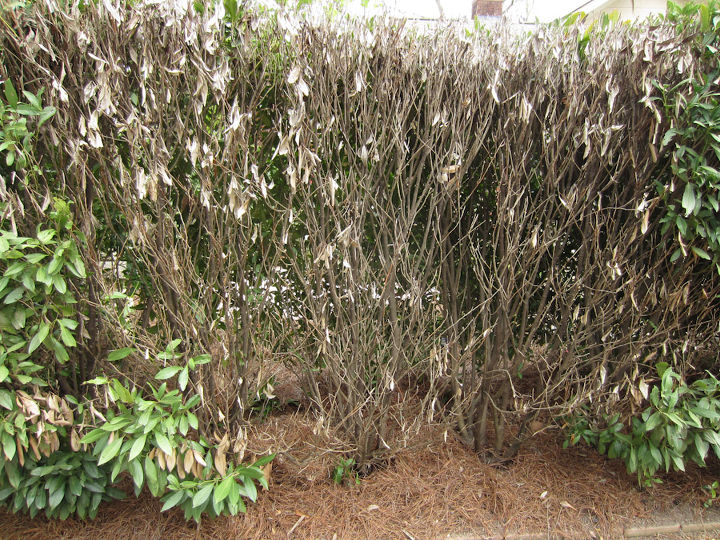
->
[[1, 409, 718, 539]]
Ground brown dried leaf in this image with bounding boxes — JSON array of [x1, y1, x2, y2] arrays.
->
[[70, 429, 80, 452], [16, 436, 24, 467], [184, 450, 194, 474], [215, 449, 227, 476], [166, 448, 176, 472], [156, 451, 166, 471], [28, 437, 41, 460]]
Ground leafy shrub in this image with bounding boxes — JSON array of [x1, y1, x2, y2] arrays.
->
[[704, 480, 720, 507], [655, 10, 720, 270], [0, 80, 55, 171], [0, 450, 124, 520], [0, 202, 85, 387], [82, 347, 272, 522], [564, 365, 720, 487], [331, 457, 359, 486]]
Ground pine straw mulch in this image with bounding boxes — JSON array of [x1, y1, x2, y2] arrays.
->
[[1, 411, 718, 540]]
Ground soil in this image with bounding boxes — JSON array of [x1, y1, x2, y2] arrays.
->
[[1, 411, 719, 540]]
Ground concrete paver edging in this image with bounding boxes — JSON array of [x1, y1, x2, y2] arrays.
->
[[445, 520, 720, 539]]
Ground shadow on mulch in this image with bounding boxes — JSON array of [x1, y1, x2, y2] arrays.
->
[[0, 413, 717, 539]]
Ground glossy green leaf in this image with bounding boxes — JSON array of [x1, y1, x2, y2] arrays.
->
[[108, 348, 134, 362], [129, 434, 147, 462], [160, 490, 184, 512], [214, 476, 234, 505], [28, 322, 50, 353], [192, 483, 214, 508], [98, 436, 123, 466], [154, 432, 172, 456], [155, 366, 183, 380]]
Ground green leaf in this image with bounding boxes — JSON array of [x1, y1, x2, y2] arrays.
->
[[28, 322, 50, 353], [3, 286, 24, 304], [695, 433, 709, 461], [160, 490, 184, 512], [145, 455, 159, 497], [682, 183, 696, 216], [48, 337, 69, 364], [154, 432, 172, 456], [16, 104, 40, 116], [4, 80, 18, 107], [22, 90, 40, 109], [98, 436, 123, 466], [12, 308, 26, 329], [129, 434, 147, 462], [128, 458, 144, 489], [37, 229, 55, 244], [155, 366, 183, 380], [58, 318, 78, 330], [192, 354, 212, 366], [691, 246, 711, 260], [59, 325, 76, 347], [38, 106, 56, 128], [36, 266, 51, 286], [252, 454, 275, 468], [178, 367, 189, 391], [82, 459, 100, 479], [108, 348, 134, 362], [84, 376, 109, 386], [192, 483, 214, 508], [24, 253, 47, 264], [68, 476, 82, 497], [649, 444, 662, 465], [0, 390, 13, 410], [48, 485, 65, 510], [241, 477, 257, 502], [2, 432, 16, 460], [52, 275, 67, 294], [676, 215, 688, 237], [214, 476, 234, 505], [179, 415, 189, 436], [47, 256, 62, 275], [0, 365, 8, 383], [72, 258, 86, 279]]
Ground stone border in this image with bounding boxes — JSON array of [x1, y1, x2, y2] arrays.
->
[[447, 521, 720, 539]]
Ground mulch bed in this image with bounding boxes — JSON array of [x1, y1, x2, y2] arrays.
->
[[1, 411, 718, 539]]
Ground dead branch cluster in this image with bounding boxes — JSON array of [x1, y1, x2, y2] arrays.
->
[[1, 0, 718, 466]]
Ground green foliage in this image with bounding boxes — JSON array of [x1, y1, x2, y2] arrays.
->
[[159, 454, 272, 522], [82, 350, 272, 522], [0, 80, 55, 172], [331, 457, 359, 485], [0, 450, 124, 520], [656, 1, 720, 271], [0, 201, 85, 387], [564, 366, 720, 487], [0, 383, 125, 520], [703, 480, 719, 507]]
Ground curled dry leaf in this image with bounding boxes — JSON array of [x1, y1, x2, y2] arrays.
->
[[184, 449, 195, 474], [156, 450, 166, 471], [215, 448, 227, 476], [28, 437, 41, 460], [70, 429, 80, 451], [16, 436, 24, 467], [166, 448, 177, 472]]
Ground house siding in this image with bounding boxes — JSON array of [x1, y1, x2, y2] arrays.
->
[[473, 0, 503, 17], [586, 0, 669, 20]]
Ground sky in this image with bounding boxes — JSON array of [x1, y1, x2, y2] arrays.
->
[[343, 0, 585, 22]]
